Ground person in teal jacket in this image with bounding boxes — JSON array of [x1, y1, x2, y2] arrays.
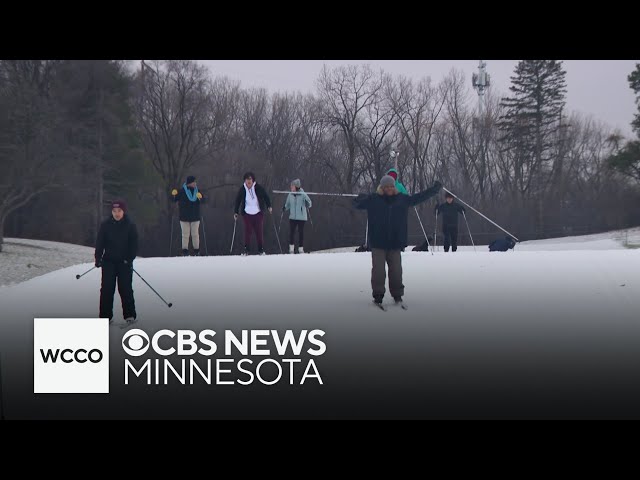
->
[[386, 168, 408, 195], [283, 179, 312, 254]]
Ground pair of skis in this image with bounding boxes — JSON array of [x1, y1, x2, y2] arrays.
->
[[373, 300, 408, 311], [109, 318, 139, 330]]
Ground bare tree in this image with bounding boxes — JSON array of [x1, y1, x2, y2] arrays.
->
[[0, 60, 63, 252], [389, 74, 447, 194], [316, 64, 383, 192], [135, 60, 215, 215]]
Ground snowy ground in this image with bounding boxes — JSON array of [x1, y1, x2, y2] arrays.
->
[[1, 228, 640, 418], [0, 238, 95, 287]]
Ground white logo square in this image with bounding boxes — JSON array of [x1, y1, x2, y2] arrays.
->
[[34, 318, 109, 393]]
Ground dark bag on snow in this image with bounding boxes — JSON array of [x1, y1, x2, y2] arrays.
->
[[412, 237, 434, 252], [488, 236, 517, 252]]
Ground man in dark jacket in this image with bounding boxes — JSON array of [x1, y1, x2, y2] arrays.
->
[[172, 175, 206, 256], [234, 171, 272, 255], [95, 200, 138, 325], [435, 192, 465, 252], [354, 175, 442, 307]]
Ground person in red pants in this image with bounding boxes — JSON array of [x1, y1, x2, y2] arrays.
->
[[234, 172, 272, 255]]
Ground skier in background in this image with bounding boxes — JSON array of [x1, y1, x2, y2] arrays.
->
[[234, 172, 272, 255], [435, 192, 465, 252], [386, 168, 408, 195], [283, 178, 312, 254], [172, 175, 205, 256]]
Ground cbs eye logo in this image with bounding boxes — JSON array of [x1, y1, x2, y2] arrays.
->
[[122, 329, 150, 356]]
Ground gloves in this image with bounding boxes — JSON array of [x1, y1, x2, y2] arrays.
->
[[171, 189, 178, 196], [124, 259, 133, 271], [434, 181, 443, 191], [95, 258, 102, 268], [197, 192, 202, 199]]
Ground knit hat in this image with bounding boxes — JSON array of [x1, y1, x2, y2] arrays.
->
[[186, 175, 196, 184], [111, 200, 127, 213], [291, 178, 301, 188], [445, 191, 454, 199], [380, 175, 396, 188]]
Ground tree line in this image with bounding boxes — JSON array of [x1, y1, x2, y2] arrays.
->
[[1, 59, 639, 255]]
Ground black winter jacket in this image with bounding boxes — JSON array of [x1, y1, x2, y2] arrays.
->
[[435, 201, 465, 229], [353, 183, 442, 250], [174, 186, 205, 222], [234, 183, 272, 215], [95, 215, 138, 264]]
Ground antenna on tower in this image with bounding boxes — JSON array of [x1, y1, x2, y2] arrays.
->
[[472, 60, 491, 118]]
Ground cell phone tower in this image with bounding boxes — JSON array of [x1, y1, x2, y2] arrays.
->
[[472, 60, 491, 117]]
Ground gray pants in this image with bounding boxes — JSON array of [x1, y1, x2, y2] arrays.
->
[[180, 221, 200, 250], [371, 248, 404, 300]]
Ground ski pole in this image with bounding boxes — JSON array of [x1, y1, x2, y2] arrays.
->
[[272, 190, 358, 197], [462, 211, 477, 253], [0, 352, 6, 420], [307, 207, 313, 228], [75, 266, 96, 280], [133, 268, 173, 308], [365, 220, 369, 250], [200, 216, 208, 256], [169, 213, 175, 256], [278, 209, 284, 235], [442, 187, 519, 242], [434, 209, 438, 252], [230, 217, 237, 254], [271, 211, 283, 254], [414, 206, 433, 256]]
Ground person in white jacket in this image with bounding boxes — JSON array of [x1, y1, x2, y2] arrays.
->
[[283, 179, 312, 254]]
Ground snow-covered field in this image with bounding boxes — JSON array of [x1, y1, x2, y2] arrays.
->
[[1, 228, 640, 418], [0, 238, 95, 287]]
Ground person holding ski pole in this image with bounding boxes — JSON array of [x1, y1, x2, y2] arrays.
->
[[234, 172, 272, 256], [95, 200, 138, 326], [434, 191, 466, 252], [283, 178, 312, 254], [354, 175, 442, 309], [172, 175, 205, 256]]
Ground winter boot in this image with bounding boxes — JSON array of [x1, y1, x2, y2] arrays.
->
[[289, 244, 295, 254], [299, 246, 304, 254], [191, 249, 199, 256], [182, 249, 189, 256], [241, 245, 249, 256]]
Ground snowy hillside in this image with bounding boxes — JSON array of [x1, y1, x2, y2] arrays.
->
[[2, 226, 639, 287], [0, 238, 95, 287], [1, 228, 639, 418]]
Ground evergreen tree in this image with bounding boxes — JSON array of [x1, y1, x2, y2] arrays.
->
[[498, 60, 568, 200], [607, 63, 640, 183]]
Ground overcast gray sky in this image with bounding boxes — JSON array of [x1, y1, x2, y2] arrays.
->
[[197, 60, 639, 138]]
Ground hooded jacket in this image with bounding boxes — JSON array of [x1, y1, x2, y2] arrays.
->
[[284, 189, 312, 221]]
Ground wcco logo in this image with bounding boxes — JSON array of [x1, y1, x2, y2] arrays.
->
[[34, 318, 109, 394], [40, 348, 104, 364]]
